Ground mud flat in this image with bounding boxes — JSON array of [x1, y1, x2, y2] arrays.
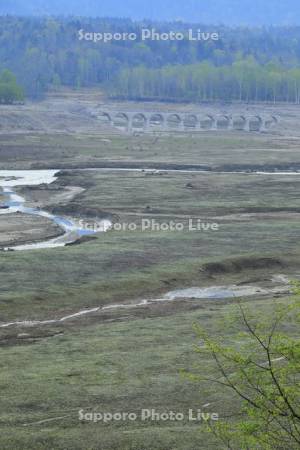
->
[[0, 213, 63, 248], [0, 277, 291, 328]]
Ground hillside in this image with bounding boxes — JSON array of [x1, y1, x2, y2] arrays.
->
[[1, 0, 300, 26]]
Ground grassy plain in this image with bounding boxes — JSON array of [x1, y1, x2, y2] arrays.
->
[[0, 130, 300, 170], [0, 102, 300, 449], [0, 296, 292, 450]]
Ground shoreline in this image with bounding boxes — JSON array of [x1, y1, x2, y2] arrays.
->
[[0, 213, 64, 249]]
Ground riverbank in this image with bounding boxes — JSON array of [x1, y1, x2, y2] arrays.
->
[[0, 213, 63, 248], [0, 170, 112, 250]]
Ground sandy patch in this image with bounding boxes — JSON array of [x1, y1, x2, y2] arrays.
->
[[0, 213, 63, 247]]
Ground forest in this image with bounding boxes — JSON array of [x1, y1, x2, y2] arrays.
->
[[112, 61, 300, 103], [2, 16, 300, 102]]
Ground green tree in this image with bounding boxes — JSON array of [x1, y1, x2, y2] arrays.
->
[[189, 296, 300, 449], [0, 69, 24, 104]]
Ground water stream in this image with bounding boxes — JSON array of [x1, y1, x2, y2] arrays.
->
[[0, 170, 111, 250], [1, 167, 299, 251], [0, 280, 290, 328], [0, 168, 293, 326]]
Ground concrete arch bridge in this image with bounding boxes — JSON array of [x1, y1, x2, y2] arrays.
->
[[97, 111, 278, 132]]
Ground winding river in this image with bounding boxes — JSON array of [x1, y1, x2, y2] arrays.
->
[[0, 169, 293, 325], [0, 170, 111, 250], [1, 167, 300, 251]]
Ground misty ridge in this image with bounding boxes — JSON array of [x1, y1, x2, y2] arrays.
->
[[1, 0, 300, 26]]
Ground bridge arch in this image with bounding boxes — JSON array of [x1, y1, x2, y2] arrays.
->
[[113, 113, 129, 127], [200, 115, 215, 130], [98, 112, 112, 123], [167, 114, 182, 128], [232, 115, 247, 131], [248, 115, 263, 132], [216, 115, 231, 130], [264, 115, 278, 129], [183, 114, 198, 128], [149, 113, 164, 127], [132, 113, 147, 128]]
